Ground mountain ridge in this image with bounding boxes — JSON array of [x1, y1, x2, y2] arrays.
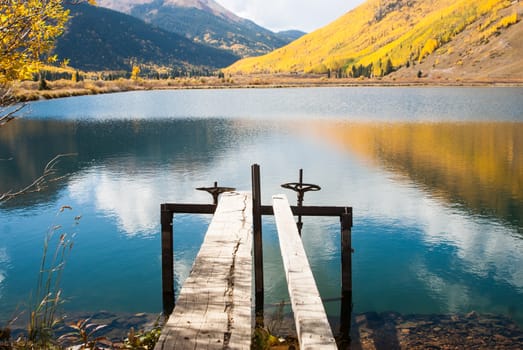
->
[[225, 0, 523, 80], [97, 0, 304, 57], [98, 0, 242, 23], [54, 4, 239, 72]]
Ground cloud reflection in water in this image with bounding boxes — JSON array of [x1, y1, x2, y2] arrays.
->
[[61, 123, 523, 317], [2, 88, 522, 323]]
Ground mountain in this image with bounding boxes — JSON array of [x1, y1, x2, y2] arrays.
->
[[97, 0, 294, 57], [98, 0, 239, 21], [225, 0, 523, 80], [54, 3, 239, 72], [276, 30, 307, 43]]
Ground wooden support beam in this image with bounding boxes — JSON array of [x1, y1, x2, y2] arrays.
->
[[161, 203, 216, 214], [161, 207, 175, 316], [259, 205, 350, 217], [155, 192, 253, 350], [340, 211, 353, 344], [160, 203, 217, 316], [272, 194, 337, 350], [252, 164, 264, 318]]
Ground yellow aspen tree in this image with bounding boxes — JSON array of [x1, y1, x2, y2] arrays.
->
[[418, 38, 439, 63], [131, 65, 141, 80], [0, 0, 96, 84]]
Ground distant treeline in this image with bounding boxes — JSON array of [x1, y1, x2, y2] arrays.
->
[[36, 67, 217, 82]]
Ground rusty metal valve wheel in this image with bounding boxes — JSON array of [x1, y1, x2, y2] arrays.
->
[[196, 181, 236, 205], [281, 182, 321, 194], [281, 169, 321, 235]]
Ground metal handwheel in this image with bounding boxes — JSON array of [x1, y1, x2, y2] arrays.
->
[[196, 181, 236, 205], [281, 169, 321, 235]]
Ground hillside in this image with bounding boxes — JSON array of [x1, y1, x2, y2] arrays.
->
[[276, 30, 307, 43], [225, 0, 523, 81], [54, 3, 239, 72], [98, 0, 295, 57]]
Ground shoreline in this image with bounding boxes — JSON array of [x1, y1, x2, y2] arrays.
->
[[4, 310, 522, 348], [13, 75, 523, 102]]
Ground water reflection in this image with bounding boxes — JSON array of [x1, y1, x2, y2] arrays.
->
[[23, 87, 523, 122], [345, 160, 523, 313], [0, 118, 269, 209], [0, 248, 8, 299], [299, 120, 523, 324], [1, 89, 522, 328], [306, 121, 523, 231]]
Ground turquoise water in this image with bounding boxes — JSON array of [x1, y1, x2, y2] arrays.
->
[[1, 87, 522, 327]]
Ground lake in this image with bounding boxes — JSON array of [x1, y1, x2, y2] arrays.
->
[[1, 87, 522, 330]]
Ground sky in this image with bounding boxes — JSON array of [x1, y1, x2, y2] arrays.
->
[[215, 0, 366, 33]]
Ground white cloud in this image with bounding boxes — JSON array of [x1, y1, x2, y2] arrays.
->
[[414, 262, 472, 312], [68, 165, 211, 235], [97, 0, 364, 32], [215, 0, 365, 32]]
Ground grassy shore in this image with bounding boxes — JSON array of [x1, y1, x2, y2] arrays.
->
[[13, 74, 523, 102]]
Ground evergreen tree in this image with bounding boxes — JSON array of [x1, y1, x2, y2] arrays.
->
[[384, 58, 394, 75]]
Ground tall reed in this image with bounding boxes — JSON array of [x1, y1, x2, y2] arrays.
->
[[27, 205, 80, 348]]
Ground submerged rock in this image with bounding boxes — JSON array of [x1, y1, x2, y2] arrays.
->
[[352, 312, 523, 350]]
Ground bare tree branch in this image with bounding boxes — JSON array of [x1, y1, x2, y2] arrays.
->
[[0, 153, 78, 204], [0, 80, 26, 126], [0, 103, 24, 126]]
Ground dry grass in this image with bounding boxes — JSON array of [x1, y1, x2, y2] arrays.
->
[[12, 72, 523, 103], [14, 79, 142, 101]]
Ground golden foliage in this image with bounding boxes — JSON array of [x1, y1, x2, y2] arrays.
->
[[0, 0, 69, 83], [225, 0, 515, 76], [131, 65, 141, 80], [480, 12, 519, 41], [0, 0, 96, 85], [499, 12, 518, 28], [419, 38, 439, 62]]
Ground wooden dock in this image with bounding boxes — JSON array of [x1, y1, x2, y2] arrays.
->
[[157, 165, 353, 349], [155, 192, 253, 350], [273, 194, 337, 350]]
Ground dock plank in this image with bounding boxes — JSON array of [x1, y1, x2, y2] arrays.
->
[[155, 192, 253, 350], [272, 194, 337, 350]]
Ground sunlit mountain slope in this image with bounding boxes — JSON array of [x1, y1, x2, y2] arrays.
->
[[225, 0, 522, 79]]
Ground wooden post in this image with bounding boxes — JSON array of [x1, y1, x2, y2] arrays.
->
[[161, 205, 175, 316], [340, 209, 353, 344], [251, 164, 264, 319]]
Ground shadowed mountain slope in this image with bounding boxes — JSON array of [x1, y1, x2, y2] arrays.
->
[[98, 0, 298, 57], [54, 4, 239, 71]]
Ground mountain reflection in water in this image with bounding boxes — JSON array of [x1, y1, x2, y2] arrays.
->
[[305, 121, 522, 231], [1, 88, 522, 329], [0, 118, 247, 207]]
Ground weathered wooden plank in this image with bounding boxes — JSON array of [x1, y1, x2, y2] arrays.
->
[[155, 192, 253, 350], [272, 194, 337, 350]]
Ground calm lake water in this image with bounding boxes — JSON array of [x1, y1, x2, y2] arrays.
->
[[1, 87, 522, 328]]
